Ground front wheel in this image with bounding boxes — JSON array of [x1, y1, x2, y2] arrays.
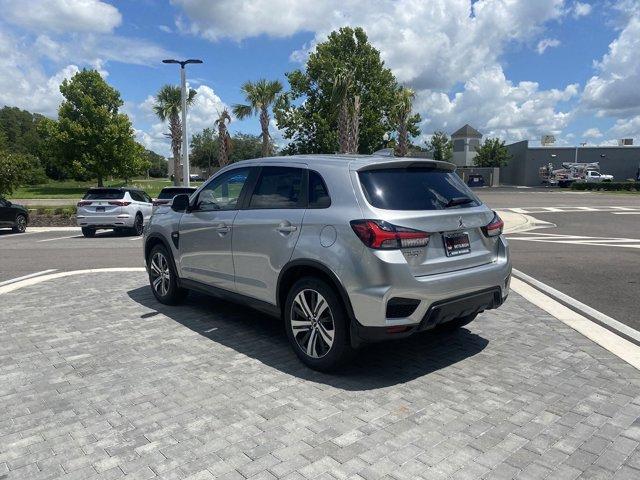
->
[[12, 214, 27, 233], [148, 244, 187, 305], [131, 214, 144, 236], [284, 277, 353, 372]]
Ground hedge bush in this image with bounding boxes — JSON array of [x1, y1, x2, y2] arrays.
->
[[571, 182, 639, 191]]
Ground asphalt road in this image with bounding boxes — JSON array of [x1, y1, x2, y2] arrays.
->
[[2, 187, 638, 331], [477, 187, 640, 330]]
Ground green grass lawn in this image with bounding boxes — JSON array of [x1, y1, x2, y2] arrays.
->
[[11, 178, 204, 199]]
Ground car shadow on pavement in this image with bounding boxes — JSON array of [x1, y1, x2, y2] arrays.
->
[[127, 286, 489, 390]]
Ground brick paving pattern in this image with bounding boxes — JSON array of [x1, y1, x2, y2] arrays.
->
[[1, 272, 639, 479]]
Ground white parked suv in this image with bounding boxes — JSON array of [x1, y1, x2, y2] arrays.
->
[[143, 155, 511, 370], [585, 171, 613, 183], [77, 188, 153, 237]]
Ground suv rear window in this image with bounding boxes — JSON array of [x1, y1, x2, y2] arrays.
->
[[83, 189, 125, 200], [358, 167, 480, 210]]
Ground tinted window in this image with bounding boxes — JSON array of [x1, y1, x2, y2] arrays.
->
[[129, 191, 144, 202], [158, 188, 196, 200], [309, 171, 331, 208], [196, 168, 250, 211], [83, 189, 124, 200], [358, 168, 480, 210], [249, 167, 304, 209]]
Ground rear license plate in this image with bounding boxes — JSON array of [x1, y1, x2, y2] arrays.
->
[[96, 206, 105, 212], [443, 232, 471, 257]]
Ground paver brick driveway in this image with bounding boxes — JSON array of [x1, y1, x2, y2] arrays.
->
[[1, 272, 640, 479]]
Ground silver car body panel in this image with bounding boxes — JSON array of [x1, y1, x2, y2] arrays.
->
[[145, 154, 511, 330]]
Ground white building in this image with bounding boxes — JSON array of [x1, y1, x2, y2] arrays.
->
[[451, 124, 483, 167]]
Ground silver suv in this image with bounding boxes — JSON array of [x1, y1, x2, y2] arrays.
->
[[143, 155, 511, 371], [77, 188, 153, 237]]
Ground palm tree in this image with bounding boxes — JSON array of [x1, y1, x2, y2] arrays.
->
[[332, 69, 355, 154], [215, 109, 232, 167], [391, 87, 416, 157], [232, 79, 282, 157], [153, 85, 196, 185]]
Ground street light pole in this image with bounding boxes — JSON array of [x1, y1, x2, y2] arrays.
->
[[180, 65, 189, 187], [162, 58, 203, 187]]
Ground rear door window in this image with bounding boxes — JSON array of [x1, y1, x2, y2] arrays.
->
[[358, 167, 480, 210], [83, 189, 124, 200], [249, 167, 305, 209]]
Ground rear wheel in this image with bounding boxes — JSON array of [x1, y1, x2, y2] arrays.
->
[[131, 213, 144, 236], [12, 214, 27, 233], [148, 244, 187, 305], [285, 277, 353, 372], [434, 313, 477, 332], [81, 227, 96, 238]]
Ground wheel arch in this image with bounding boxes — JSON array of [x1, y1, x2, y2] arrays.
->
[[144, 233, 173, 264], [277, 259, 355, 322]]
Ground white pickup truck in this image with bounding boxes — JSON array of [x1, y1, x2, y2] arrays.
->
[[585, 170, 614, 183]]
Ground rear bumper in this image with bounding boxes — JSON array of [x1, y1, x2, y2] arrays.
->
[[77, 214, 134, 228], [350, 287, 505, 345], [346, 237, 511, 330]]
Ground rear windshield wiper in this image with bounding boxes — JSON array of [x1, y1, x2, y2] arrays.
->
[[445, 197, 475, 208]]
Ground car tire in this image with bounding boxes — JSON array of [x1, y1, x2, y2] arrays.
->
[[12, 214, 27, 233], [284, 277, 354, 372], [434, 313, 478, 332], [131, 213, 144, 236], [81, 227, 96, 238], [148, 244, 188, 305]]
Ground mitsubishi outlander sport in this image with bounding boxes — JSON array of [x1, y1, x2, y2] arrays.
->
[[143, 155, 511, 371]]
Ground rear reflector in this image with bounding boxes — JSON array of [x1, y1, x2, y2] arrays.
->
[[386, 325, 411, 334], [350, 220, 429, 250], [108, 201, 132, 206], [482, 212, 504, 237]]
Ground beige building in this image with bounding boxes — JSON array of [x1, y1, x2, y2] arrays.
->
[[451, 124, 483, 167]]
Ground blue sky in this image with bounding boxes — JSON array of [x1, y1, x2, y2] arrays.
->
[[1, 0, 639, 156]]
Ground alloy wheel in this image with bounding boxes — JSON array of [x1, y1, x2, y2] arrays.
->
[[134, 216, 143, 235], [15, 215, 26, 233], [150, 252, 170, 297], [290, 289, 335, 358]]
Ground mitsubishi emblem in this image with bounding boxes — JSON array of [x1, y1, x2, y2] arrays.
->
[[458, 216, 465, 229]]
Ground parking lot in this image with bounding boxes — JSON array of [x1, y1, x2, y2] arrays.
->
[[1, 189, 640, 479]]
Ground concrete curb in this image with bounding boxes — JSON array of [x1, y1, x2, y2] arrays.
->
[[497, 209, 555, 234]]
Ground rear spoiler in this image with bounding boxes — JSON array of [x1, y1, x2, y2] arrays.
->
[[353, 158, 456, 173]]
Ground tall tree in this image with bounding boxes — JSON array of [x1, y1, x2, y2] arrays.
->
[[215, 109, 232, 167], [390, 87, 421, 157], [53, 69, 142, 186], [232, 79, 282, 157], [426, 131, 453, 162], [153, 85, 197, 185], [274, 26, 418, 155], [190, 127, 218, 175], [474, 138, 512, 167]]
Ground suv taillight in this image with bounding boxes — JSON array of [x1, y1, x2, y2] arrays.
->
[[482, 212, 504, 237], [108, 201, 131, 206], [77, 201, 92, 207], [350, 220, 429, 249]]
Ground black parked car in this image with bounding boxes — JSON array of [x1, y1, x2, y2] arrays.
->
[[0, 197, 29, 233]]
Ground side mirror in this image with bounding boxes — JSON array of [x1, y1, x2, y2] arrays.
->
[[171, 194, 190, 212]]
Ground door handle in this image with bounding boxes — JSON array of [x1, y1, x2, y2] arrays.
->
[[276, 222, 298, 234], [215, 223, 231, 235]]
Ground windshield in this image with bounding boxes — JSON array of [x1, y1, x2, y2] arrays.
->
[[83, 189, 125, 200], [358, 167, 481, 211]]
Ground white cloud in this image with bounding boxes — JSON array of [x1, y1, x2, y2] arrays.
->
[[174, 0, 566, 90], [572, 2, 592, 18], [608, 115, 640, 141], [0, 0, 121, 33], [582, 11, 640, 117], [416, 66, 578, 142], [582, 127, 602, 138], [536, 38, 561, 54]]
